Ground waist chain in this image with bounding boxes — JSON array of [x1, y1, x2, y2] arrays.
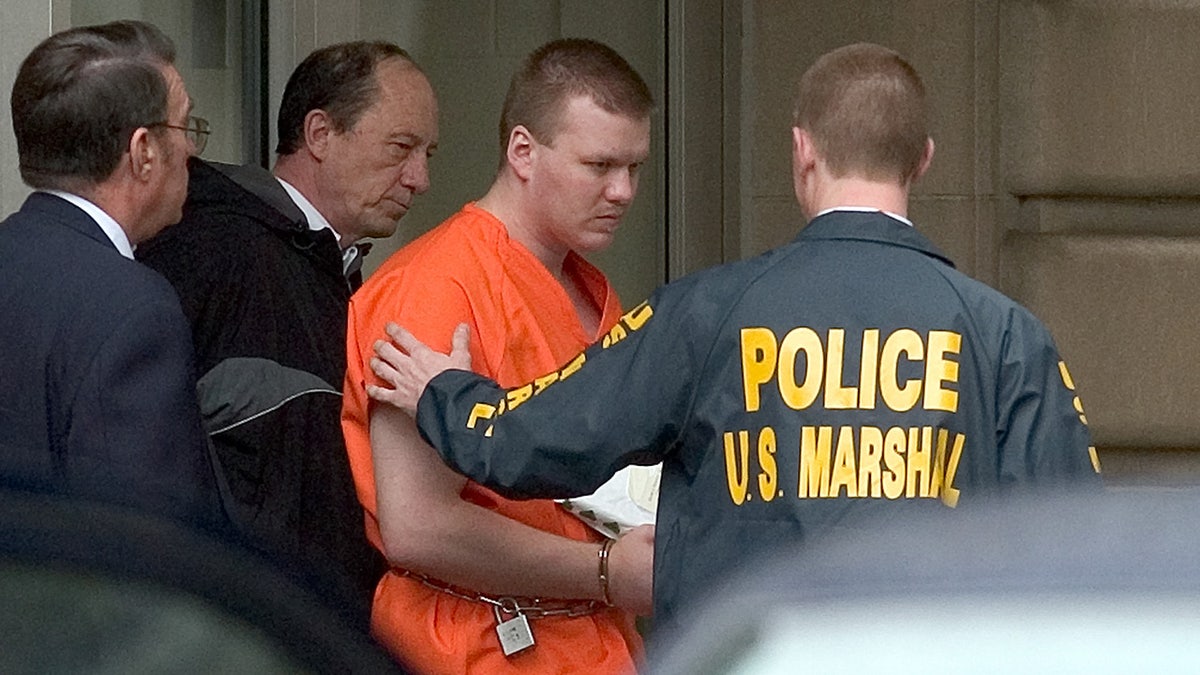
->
[[398, 569, 605, 620]]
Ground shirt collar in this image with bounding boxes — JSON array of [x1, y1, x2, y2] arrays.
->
[[276, 177, 371, 276], [41, 189, 135, 259], [814, 206, 913, 228], [276, 177, 341, 246]]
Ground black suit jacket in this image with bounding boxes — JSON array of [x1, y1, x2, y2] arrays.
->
[[0, 192, 224, 527]]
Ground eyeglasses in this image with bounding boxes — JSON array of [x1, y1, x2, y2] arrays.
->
[[153, 115, 210, 156]]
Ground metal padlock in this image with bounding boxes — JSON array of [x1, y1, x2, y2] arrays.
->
[[493, 601, 536, 656]]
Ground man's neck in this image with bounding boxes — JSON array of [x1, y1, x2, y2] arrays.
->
[[74, 180, 143, 246], [476, 179, 569, 281], [804, 175, 910, 222], [273, 155, 355, 247], [474, 181, 602, 335], [275, 175, 348, 248], [45, 187, 138, 257]]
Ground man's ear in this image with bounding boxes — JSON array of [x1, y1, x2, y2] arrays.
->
[[506, 125, 536, 180], [303, 109, 334, 160], [913, 137, 935, 181], [128, 127, 156, 182], [792, 127, 817, 174]]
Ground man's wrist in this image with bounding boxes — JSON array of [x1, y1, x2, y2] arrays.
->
[[597, 538, 615, 606]]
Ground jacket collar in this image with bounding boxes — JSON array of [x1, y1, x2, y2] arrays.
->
[[190, 159, 364, 288], [796, 209, 955, 268], [38, 190, 134, 259], [22, 191, 121, 253], [205, 160, 307, 231]]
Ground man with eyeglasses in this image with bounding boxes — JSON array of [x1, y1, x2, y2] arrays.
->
[[138, 41, 436, 630], [0, 21, 225, 529], [159, 115, 210, 155]]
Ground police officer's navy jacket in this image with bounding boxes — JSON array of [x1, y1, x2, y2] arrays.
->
[[414, 210, 1102, 629]]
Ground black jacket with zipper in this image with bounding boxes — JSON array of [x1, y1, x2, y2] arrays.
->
[[139, 158, 384, 629]]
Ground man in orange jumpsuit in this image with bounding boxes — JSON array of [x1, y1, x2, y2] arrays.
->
[[341, 39, 655, 673]]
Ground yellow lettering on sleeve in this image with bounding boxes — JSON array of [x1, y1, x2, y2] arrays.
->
[[466, 402, 496, 430], [1058, 361, 1076, 390], [1059, 361, 1090, 426], [506, 384, 533, 411], [622, 302, 654, 330], [533, 372, 559, 395], [601, 322, 628, 349], [559, 353, 586, 379]]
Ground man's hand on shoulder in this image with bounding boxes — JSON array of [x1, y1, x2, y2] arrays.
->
[[367, 322, 472, 415]]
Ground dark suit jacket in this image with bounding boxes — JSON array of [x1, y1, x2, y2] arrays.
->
[[0, 192, 224, 528]]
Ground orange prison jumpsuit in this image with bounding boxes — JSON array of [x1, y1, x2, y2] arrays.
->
[[342, 204, 642, 674]]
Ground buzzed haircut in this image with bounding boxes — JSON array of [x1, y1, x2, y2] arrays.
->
[[11, 20, 176, 191], [498, 38, 653, 163], [793, 43, 928, 183], [275, 41, 416, 156]]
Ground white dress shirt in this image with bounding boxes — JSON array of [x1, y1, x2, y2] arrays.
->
[[42, 189, 135, 259], [276, 177, 362, 275], [814, 205, 914, 227]]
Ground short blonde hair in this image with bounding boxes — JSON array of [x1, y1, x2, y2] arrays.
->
[[793, 43, 928, 183], [498, 38, 653, 167]]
